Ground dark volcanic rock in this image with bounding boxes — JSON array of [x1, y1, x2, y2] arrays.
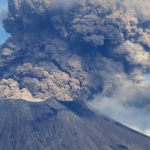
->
[[0, 98, 149, 150]]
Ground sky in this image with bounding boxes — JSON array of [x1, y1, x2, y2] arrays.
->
[[0, 0, 10, 44], [0, 0, 150, 135]]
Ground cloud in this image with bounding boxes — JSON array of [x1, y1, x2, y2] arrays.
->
[[88, 96, 150, 136], [0, 78, 40, 101], [1, 0, 150, 101], [50, 0, 76, 10], [144, 129, 150, 136]]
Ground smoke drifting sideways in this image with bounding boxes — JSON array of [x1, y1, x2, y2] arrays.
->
[[1, 0, 150, 133]]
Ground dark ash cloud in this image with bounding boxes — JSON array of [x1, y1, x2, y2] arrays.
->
[[1, 0, 150, 101]]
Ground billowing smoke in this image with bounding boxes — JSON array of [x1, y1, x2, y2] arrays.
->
[[1, 0, 150, 134]]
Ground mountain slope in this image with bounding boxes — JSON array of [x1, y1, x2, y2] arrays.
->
[[0, 98, 149, 150]]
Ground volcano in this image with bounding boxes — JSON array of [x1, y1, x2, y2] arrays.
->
[[1, 0, 150, 149], [0, 98, 149, 150]]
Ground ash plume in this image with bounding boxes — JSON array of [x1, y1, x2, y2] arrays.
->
[[1, 0, 150, 118], [1, 0, 150, 135]]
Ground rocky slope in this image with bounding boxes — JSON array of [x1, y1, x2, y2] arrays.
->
[[0, 98, 149, 150]]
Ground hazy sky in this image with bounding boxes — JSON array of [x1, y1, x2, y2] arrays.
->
[[0, 0, 10, 44]]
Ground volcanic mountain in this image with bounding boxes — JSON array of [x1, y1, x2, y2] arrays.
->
[[0, 98, 149, 150], [1, 0, 150, 149]]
